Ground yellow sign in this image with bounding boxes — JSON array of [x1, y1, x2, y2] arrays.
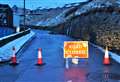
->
[[64, 41, 89, 58]]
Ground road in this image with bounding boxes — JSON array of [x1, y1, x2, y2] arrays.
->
[[0, 30, 120, 82]]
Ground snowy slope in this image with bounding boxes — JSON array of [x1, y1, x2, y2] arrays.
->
[[36, 0, 120, 27]]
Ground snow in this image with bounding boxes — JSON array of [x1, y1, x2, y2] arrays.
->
[[36, 12, 65, 27], [75, 1, 112, 16], [36, 0, 115, 27], [65, 4, 72, 8], [90, 43, 120, 64], [0, 31, 35, 62], [110, 52, 120, 64]]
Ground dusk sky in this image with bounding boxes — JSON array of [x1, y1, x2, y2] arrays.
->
[[0, 0, 87, 9]]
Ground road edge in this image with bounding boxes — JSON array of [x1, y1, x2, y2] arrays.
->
[[90, 42, 120, 64]]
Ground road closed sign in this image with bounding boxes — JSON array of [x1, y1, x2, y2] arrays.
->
[[64, 41, 89, 58]]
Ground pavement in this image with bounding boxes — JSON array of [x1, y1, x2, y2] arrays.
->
[[0, 29, 120, 82]]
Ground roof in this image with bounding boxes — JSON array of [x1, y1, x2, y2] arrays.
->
[[0, 4, 10, 8], [0, 4, 12, 12]]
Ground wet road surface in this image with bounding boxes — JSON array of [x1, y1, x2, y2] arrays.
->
[[0, 30, 120, 82]]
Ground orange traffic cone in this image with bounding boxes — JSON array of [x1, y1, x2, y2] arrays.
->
[[10, 46, 19, 65], [36, 48, 45, 66], [103, 46, 110, 65]]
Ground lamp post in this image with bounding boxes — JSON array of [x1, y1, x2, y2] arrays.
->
[[24, 0, 25, 30]]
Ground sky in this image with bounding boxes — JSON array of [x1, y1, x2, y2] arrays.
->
[[0, 0, 87, 9]]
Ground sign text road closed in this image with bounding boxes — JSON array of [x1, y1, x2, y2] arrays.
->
[[64, 41, 89, 58]]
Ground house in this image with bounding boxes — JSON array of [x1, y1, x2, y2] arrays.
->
[[0, 4, 13, 27]]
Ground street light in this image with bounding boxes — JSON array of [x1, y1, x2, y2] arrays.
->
[[24, 0, 25, 29]]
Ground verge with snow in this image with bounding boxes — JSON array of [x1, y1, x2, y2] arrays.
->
[[0, 31, 35, 62], [91, 43, 120, 64]]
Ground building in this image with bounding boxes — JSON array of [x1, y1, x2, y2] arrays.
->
[[0, 4, 13, 27]]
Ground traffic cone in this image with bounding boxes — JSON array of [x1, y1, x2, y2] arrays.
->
[[10, 46, 19, 65], [36, 48, 45, 66], [103, 46, 110, 65]]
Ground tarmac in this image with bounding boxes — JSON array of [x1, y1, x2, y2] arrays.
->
[[0, 30, 120, 82]]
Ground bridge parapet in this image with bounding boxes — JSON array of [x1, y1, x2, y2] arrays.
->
[[0, 28, 30, 47]]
